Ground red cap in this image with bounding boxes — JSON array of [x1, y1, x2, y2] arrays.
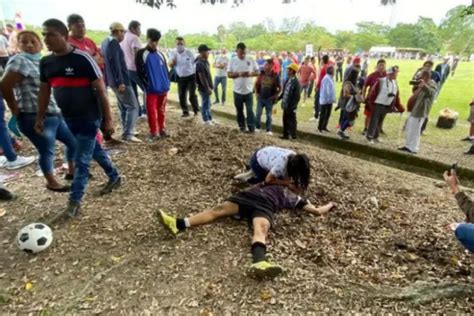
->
[[353, 56, 361, 64]]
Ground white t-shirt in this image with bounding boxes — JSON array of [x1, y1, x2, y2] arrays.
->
[[256, 146, 296, 178], [172, 48, 195, 77], [227, 56, 259, 95], [214, 55, 229, 77]]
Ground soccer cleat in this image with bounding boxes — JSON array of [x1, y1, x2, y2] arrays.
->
[[248, 260, 284, 279], [156, 209, 179, 236]]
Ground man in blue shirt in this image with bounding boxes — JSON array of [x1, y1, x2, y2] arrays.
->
[[101, 22, 141, 143], [135, 29, 171, 141]]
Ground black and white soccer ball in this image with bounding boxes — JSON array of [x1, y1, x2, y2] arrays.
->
[[17, 223, 53, 254]]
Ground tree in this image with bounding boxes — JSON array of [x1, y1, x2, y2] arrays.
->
[[388, 23, 416, 48], [335, 30, 356, 51], [412, 17, 440, 54], [135, 0, 398, 9], [217, 24, 226, 45], [353, 22, 389, 51], [439, 5, 474, 55]]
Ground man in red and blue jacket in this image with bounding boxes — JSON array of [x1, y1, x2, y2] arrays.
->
[[135, 28, 170, 141]]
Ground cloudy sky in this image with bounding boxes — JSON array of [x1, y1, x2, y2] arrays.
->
[[0, 0, 470, 34]]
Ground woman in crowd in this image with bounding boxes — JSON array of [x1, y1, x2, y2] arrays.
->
[[337, 67, 363, 140], [2, 30, 77, 192]]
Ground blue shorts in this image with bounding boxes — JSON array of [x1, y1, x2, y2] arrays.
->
[[249, 150, 268, 183]]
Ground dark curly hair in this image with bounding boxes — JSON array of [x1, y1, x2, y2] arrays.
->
[[287, 154, 311, 191]]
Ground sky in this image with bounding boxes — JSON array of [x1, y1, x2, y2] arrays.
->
[[0, 0, 470, 35]]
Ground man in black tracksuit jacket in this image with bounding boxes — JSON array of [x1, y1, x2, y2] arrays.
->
[[279, 63, 301, 139]]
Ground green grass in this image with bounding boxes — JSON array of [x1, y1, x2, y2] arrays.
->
[[169, 58, 474, 150]]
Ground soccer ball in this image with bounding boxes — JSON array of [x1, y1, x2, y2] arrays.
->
[[17, 223, 53, 254]]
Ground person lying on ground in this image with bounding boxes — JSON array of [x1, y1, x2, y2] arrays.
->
[[234, 146, 310, 189], [157, 182, 335, 278], [443, 169, 474, 253]]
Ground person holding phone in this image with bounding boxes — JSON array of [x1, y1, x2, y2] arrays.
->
[[444, 168, 474, 253]]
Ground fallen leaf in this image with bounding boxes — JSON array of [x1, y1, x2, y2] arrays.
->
[[25, 282, 33, 290]]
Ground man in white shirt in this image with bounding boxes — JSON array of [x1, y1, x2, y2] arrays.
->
[[227, 42, 259, 133], [120, 20, 145, 116], [170, 36, 199, 117], [213, 48, 229, 105]]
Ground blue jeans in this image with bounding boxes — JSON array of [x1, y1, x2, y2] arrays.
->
[[65, 118, 119, 203], [213, 76, 227, 103], [129, 70, 146, 115], [112, 85, 139, 139], [17, 113, 76, 175], [199, 91, 212, 122], [249, 150, 268, 182], [233, 92, 255, 132], [256, 97, 273, 132], [0, 98, 17, 161], [455, 223, 474, 253]]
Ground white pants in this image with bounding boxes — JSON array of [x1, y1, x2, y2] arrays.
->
[[405, 115, 426, 152]]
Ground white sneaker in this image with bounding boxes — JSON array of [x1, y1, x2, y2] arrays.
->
[[5, 156, 36, 170], [368, 140, 375, 145], [234, 170, 256, 182], [255, 129, 261, 133], [266, 131, 273, 136], [203, 121, 212, 126], [0, 156, 7, 168], [309, 117, 316, 121], [211, 120, 219, 125], [375, 138, 383, 143], [124, 136, 143, 143]]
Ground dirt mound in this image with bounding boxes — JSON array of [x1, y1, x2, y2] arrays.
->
[[0, 110, 472, 314]]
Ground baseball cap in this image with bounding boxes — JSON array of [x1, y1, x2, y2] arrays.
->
[[287, 63, 299, 72], [353, 56, 361, 64], [110, 22, 125, 32], [198, 44, 211, 52], [387, 66, 398, 74]]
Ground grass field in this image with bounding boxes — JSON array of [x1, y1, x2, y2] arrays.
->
[[169, 57, 474, 152]]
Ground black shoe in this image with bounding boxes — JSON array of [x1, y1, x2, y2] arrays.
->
[[46, 184, 71, 193], [380, 130, 386, 135], [465, 148, 474, 155], [64, 200, 81, 218], [323, 128, 330, 133], [280, 135, 290, 140], [0, 187, 14, 201], [398, 146, 415, 154], [181, 113, 190, 118], [99, 177, 122, 196], [160, 130, 170, 138], [318, 129, 323, 133], [461, 137, 473, 142], [245, 130, 255, 134], [213, 101, 219, 104]]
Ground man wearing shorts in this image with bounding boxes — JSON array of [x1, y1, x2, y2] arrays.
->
[[157, 184, 334, 278]]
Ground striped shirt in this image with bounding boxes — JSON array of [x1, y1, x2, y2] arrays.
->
[[40, 48, 102, 120], [6, 54, 60, 114]]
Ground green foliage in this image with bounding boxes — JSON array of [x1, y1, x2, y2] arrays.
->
[[439, 5, 474, 55]]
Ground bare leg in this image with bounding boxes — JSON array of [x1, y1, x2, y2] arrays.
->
[[252, 217, 270, 245], [188, 201, 239, 227]]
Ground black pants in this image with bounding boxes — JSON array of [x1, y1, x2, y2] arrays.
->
[[313, 90, 320, 119], [0, 57, 8, 71], [367, 103, 391, 140], [335, 68, 343, 82], [234, 92, 255, 132], [307, 80, 315, 98], [283, 109, 297, 138], [318, 104, 332, 131], [177, 74, 199, 115]]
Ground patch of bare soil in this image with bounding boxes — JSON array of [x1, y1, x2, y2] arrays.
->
[[0, 108, 473, 314]]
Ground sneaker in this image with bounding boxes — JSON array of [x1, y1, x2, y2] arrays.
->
[[245, 130, 255, 134], [234, 170, 256, 182], [99, 177, 121, 196], [211, 120, 219, 125], [337, 130, 349, 140], [266, 131, 273, 136], [280, 135, 290, 140], [64, 200, 81, 218], [248, 260, 284, 279], [4, 156, 36, 170], [0, 156, 7, 167], [148, 134, 160, 143], [221, 102, 225, 106], [461, 136, 474, 142], [156, 209, 179, 236], [123, 136, 143, 143], [367, 139, 375, 145], [0, 187, 14, 201], [309, 117, 316, 121], [104, 138, 124, 148], [181, 113, 190, 118], [375, 138, 383, 143], [213, 101, 220, 105], [255, 128, 261, 133], [398, 146, 415, 154], [203, 120, 212, 126], [160, 131, 171, 138]]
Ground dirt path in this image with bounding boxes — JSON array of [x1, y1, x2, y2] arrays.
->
[[0, 109, 473, 314]]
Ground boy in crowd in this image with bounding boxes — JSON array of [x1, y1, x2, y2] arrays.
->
[[255, 59, 281, 135], [195, 44, 214, 125], [279, 63, 301, 140]]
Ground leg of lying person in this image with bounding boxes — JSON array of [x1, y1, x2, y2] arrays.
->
[[248, 216, 283, 278], [157, 202, 239, 236]]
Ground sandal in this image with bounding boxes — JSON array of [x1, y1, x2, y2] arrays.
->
[[46, 184, 71, 193]]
